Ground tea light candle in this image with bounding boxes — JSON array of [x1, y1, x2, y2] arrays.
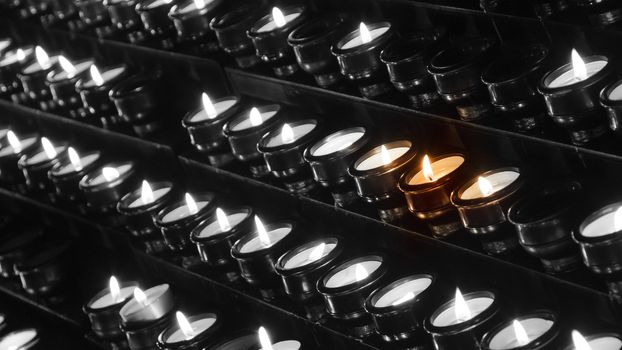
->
[[209, 5, 263, 68], [49, 148, 101, 204], [17, 47, 60, 103], [239, 217, 292, 253], [157, 311, 221, 349], [0, 329, 39, 349], [89, 276, 135, 309], [256, 327, 302, 350], [79, 161, 138, 213], [119, 284, 175, 324], [83, 276, 138, 340], [15, 242, 72, 296], [460, 170, 520, 201], [256, 8, 301, 33], [564, 331, 622, 350], [17, 137, 68, 195], [135, 0, 178, 48], [0, 46, 34, 97], [341, 23, 390, 50], [76, 64, 131, 128], [481, 311, 559, 350], [0, 132, 39, 191], [46, 57, 95, 112], [168, 0, 225, 54]]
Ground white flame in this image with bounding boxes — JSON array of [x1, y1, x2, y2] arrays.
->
[[422, 155, 435, 182], [478, 176, 494, 197], [102, 167, 120, 182], [67, 147, 82, 171], [255, 216, 271, 247], [281, 124, 295, 144], [90, 65, 104, 86], [571, 49, 587, 82], [360, 22, 372, 44], [513, 320, 529, 346], [355, 263, 369, 281], [454, 288, 472, 323], [258, 327, 274, 350], [7, 131, 22, 153], [133, 287, 148, 306], [380, 145, 392, 165], [40, 137, 57, 159], [572, 330, 592, 350], [216, 208, 231, 232], [250, 107, 263, 126], [58, 56, 76, 77], [109, 276, 121, 302], [185, 193, 199, 215], [272, 7, 286, 28], [34, 46, 49, 68], [392, 291, 415, 306], [308, 243, 326, 262], [202, 93, 217, 119], [176, 311, 196, 340], [141, 180, 154, 205], [193, 0, 206, 9], [16, 48, 26, 61]]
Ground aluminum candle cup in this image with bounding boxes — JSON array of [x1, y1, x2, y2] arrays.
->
[[105, 0, 141, 33], [223, 104, 283, 178], [304, 127, 370, 207], [538, 53, 615, 146], [275, 237, 343, 302], [0, 46, 34, 98], [365, 274, 436, 342], [424, 290, 500, 350], [209, 5, 264, 68], [17, 142, 68, 196], [79, 161, 139, 213], [46, 58, 94, 118], [17, 54, 60, 107], [481, 311, 559, 350], [168, 0, 225, 54], [561, 332, 622, 350], [15, 242, 72, 296], [136, 0, 180, 48], [181, 95, 241, 167], [287, 14, 349, 87], [257, 119, 321, 194], [0, 226, 42, 278], [49, 150, 101, 204], [83, 281, 138, 339], [157, 312, 221, 349], [332, 22, 396, 98], [247, 6, 308, 77], [348, 140, 418, 223], [398, 153, 467, 238], [482, 44, 550, 132], [0, 329, 40, 350], [573, 0, 621, 26], [451, 167, 524, 255], [600, 79, 622, 138], [508, 181, 583, 273], [209, 330, 260, 350], [0, 133, 39, 192]]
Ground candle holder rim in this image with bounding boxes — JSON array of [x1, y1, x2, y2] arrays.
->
[[508, 180, 582, 227], [348, 139, 417, 178], [275, 236, 342, 276], [364, 272, 436, 314], [157, 312, 221, 348], [117, 180, 176, 214], [332, 21, 394, 55], [0, 46, 35, 70], [83, 281, 139, 313], [135, 0, 177, 12], [154, 191, 217, 228], [181, 95, 241, 127], [48, 150, 102, 180], [600, 78, 622, 107], [45, 58, 94, 84], [230, 220, 297, 258], [428, 37, 497, 74], [0, 133, 40, 159], [481, 43, 549, 86], [78, 160, 136, 191], [574, 201, 622, 243], [424, 290, 499, 334], [287, 13, 347, 45], [210, 4, 262, 30], [303, 126, 369, 162], [450, 166, 523, 207], [190, 206, 254, 243], [168, 0, 223, 19], [18, 54, 60, 77], [379, 36, 440, 65], [223, 104, 282, 137], [257, 118, 320, 153], [15, 241, 71, 271], [247, 5, 307, 36], [560, 332, 622, 350], [75, 63, 130, 91], [109, 70, 161, 98], [398, 152, 466, 193], [316, 253, 387, 295], [18, 143, 68, 169], [0, 328, 39, 349], [538, 55, 612, 94], [480, 310, 559, 350]]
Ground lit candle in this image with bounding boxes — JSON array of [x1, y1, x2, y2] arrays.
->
[[256, 7, 301, 33], [161, 311, 217, 343], [281, 241, 336, 269], [239, 216, 291, 253], [257, 326, 301, 350], [53, 148, 100, 176], [82, 64, 127, 89], [0, 47, 33, 67], [325, 259, 381, 288], [143, 0, 173, 10], [87, 276, 135, 309], [569, 331, 622, 350], [161, 192, 209, 223], [408, 155, 465, 185], [340, 22, 390, 50], [21, 137, 65, 166], [0, 131, 37, 157], [172, 0, 212, 15], [87, 163, 133, 186], [230, 106, 278, 131], [21, 46, 57, 74], [263, 122, 317, 148], [547, 49, 607, 88], [431, 288, 495, 327], [128, 180, 171, 208], [0, 329, 39, 349], [195, 207, 251, 238], [483, 314, 557, 349], [355, 144, 410, 171], [189, 93, 239, 122], [459, 170, 520, 200], [581, 205, 622, 238], [119, 284, 174, 323], [48, 56, 93, 82]]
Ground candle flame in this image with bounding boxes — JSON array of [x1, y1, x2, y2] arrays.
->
[[281, 123, 295, 144], [41, 137, 57, 159], [477, 176, 494, 197], [109, 276, 121, 302], [67, 147, 82, 171], [16, 48, 26, 61], [454, 288, 472, 322], [571, 49, 587, 82], [202, 93, 217, 119], [141, 180, 154, 205], [572, 330, 592, 350], [133, 287, 147, 306], [380, 145, 392, 165], [254, 216, 271, 247], [34, 46, 49, 68], [216, 208, 231, 232], [58, 56, 76, 77], [422, 155, 435, 182], [513, 320, 529, 346], [90, 65, 104, 86], [272, 7, 286, 28], [258, 326, 274, 350], [7, 131, 22, 153], [185, 193, 199, 215], [193, 0, 206, 9], [102, 167, 120, 182], [355, 263, 369, 281], [360, 22, 372, 44], [392, 291, 415, 306], [308, 242, 326, 262], [249, 107, 263, 126], [176, 311, 196, 340]]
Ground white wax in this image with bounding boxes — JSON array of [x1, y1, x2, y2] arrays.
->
[[373, 277, 433, 308], [145, 0, 173, 9], [609, 82, 622, 101], [409, 155, 464, 185], [0, 329, 38, 349], [88, 163, 133, 186], [488, 318, 554, 349], [175, 0, 214, 14], [0, 128, 7, 139], [0, 47, 33, 67], [355, 146, 410, 171], [547, 60, 607, 88], [0, 136, 37, 157], [129, 187, 171, 208], [260, 340, 301, 350], [581, 209, 622, 238], [325, 260, 382, 288], [282, 242, 337, 269], [54, 153, 99, 176], [162, 201, 209, 222], [239, 227, 291, 253], [121, 284, 169, 318], [583, 336, 622, 349], [265, 123, 316, 147], [0, 39, 11, 53], [83, 66, 126, 88], [460, 170, 520, 200], [432, 296, 494, 327], [256, 13, 301, 33], [340, 27, 390, 50], [166, 317, 217, 343], [190, 99, 237, 122], [23, 55, 58, 74], [197, 212, 249, 238], [89, 286, 134, 309], [312, 130, 364, 157], [24, 146, 65, 165], [231, 110, 278, 131], [49, 60, 93, 81]]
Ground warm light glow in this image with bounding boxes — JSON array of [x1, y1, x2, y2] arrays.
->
[[392, 291, 415, 306], [360, 22, 372, 44], [6, 130, 21, 153], [109, 276, 121, 302], [258, 327, 274, 350], [202, 93, 217, 119], [193, 0, 206, 9], [216, 208, 231, 232], [185, 193, 199, 215], [67, 147, 82, 171], [249, 107, 263, 126], [422, 155, 435, 182], [34, 46, 49, 68], [571, 330, 592, 350], [133, 287, 147, 306], [90, 65, 104, 86], [176, 311, 196, 340], [254, 216, 271, 247], [355, 263, 369, 281], [58, 56, 76, 77], [380, 145, 392, 165], [513, 320, 529, 346], [140, 180, 154, 205], [308, 243, 326, 262], [281, 123, 295, 144], [272, 7, 286, 28], [571, 49, 587, 82], [454, 288, 472, 322], [16, 48, 26, 61], [40, 137, 57, 159], [477, 176, 494, 197], [102, 167, 120, 182]]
